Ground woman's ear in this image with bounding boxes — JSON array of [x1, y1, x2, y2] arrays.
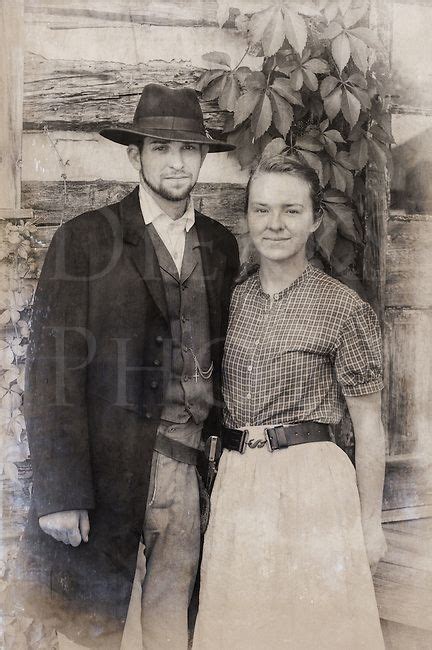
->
[[310, 212, 323, 234]]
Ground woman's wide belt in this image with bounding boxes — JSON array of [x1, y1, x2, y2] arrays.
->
[[221, 422, 331, 453]]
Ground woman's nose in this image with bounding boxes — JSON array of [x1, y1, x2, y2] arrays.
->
[[267, 210, 284, 230]]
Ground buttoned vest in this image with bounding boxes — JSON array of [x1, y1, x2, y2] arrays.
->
[[147, 223, 213, 425]]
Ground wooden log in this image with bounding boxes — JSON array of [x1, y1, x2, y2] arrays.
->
[[25, 0, 225, 29], [22, 180, 246, 232], [386, 215, 432, 308], [0, 0, 24, 209], [24, 55, 226, 132], [22, 9, 260, 132], [23, 0, 266, 29], [21, 131, 249, 184]]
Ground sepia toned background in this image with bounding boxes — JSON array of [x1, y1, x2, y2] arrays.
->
[[1, 0, 432, 647]]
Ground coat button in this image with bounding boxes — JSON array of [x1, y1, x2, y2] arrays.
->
[[155, 336, 163, 345], [150, 380, 158, 389], [153, 359, 161, 367]]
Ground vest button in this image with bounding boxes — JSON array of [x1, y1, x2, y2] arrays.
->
[[145, 412, 152, 419], [155, 336, 163, 345], [183, 375, 189, 382], [153, 359, 161, 367], [150, 380, 158, 389]]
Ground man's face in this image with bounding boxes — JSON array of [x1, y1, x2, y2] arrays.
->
[[128, 138, 206, 202]]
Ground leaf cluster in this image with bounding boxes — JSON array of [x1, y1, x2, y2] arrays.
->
[[197, 0, 393, 278]]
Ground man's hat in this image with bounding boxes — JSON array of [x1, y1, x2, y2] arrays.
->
[[100, 83, 235, 153]]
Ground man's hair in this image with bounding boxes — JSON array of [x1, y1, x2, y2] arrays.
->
[[245, 154, 324, 221]]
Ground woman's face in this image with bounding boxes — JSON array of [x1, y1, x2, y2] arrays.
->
[[247, 172, 320, 264]]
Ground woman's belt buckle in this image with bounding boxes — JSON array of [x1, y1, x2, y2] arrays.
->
[[239, 429, 249, 453], [264, 425, 285, 452]]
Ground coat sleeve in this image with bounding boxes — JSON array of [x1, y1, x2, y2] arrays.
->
[[25, 221, 95, 517]]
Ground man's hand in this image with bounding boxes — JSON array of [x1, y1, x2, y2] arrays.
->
[[362, 519, 387, 574], [39, 510, 90, 547]]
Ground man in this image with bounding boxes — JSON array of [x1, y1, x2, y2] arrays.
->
[[13, 84, 239, 649]]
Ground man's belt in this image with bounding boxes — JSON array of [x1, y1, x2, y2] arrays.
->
[[222, 422, 331, 454], [154, 432, 199, 465]]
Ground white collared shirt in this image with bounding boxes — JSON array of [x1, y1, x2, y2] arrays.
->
[[139, 183, 195, 274]]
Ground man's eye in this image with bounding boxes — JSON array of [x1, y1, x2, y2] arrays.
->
[[255, 208, 268, 213], [183, 144, 197, 151], [153, 145, 167, 151]]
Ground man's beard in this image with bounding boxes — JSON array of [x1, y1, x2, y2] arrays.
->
[[142, 169, 195, 202]]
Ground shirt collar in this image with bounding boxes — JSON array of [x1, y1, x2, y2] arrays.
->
[[139, 182, 195, 232]]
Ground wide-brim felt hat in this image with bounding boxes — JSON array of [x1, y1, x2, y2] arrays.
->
[[100, 83, 235, 153]]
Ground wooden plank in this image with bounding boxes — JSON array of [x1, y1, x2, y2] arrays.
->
[[0, 0, 24, 209], [24, 0, 224, 28], [362, 0, 391, 319], [0, 209, 33, 220], [24, 54, 225, 132], [386, 216, 432, 308], [383, 308, 432, 456], [21, 131, 249, 184], [22, 180, 246, 232], [374, 520, 432, 631], [381, 620, 432, 650], [382, 505, 432, 524]]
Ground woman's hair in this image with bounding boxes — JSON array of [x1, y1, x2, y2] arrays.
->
[[245, 154, 324, 221]]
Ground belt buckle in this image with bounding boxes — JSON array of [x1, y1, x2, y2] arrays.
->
[[239, 430, 249, 454], [264, 427, 275, 452]]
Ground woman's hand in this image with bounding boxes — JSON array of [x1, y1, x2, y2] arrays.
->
[[362, 518, 387, 574]]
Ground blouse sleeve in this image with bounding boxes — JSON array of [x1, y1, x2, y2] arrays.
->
[[334, 302, 384, 397]]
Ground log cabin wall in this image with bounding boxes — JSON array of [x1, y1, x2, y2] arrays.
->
[[21, 0, 256, 235]]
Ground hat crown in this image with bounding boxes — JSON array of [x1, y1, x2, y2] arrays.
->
[[133, 84, 205, 133]]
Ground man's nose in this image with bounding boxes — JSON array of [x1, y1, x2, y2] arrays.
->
[[168, 149, 184, 170]]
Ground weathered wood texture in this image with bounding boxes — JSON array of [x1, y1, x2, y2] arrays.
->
[[375, 519, 432, 634], [22, 2, 260, 132], [0, 0, 24, 209], [22, 132, 248, 184], [22, 181, 247, 231], [24, 55, 224, 132], [386, 216, 432, 308], [384, 308, 432, 456], [24, 0, 253, 28], [363, 0, 391, 319]]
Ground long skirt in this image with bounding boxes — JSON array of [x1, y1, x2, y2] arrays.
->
[[192, 440, 385, 650]]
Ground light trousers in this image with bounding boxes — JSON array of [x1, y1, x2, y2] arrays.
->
[[59, 420, 202, 650]]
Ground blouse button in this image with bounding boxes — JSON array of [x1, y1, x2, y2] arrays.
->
[[246, 393, 251, 399], [247, 365, 253, 372]]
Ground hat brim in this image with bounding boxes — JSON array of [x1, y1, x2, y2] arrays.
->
[[99, 127, 235, 153]]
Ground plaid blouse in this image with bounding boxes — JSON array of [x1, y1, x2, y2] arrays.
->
[[222, 264, 384, 428]]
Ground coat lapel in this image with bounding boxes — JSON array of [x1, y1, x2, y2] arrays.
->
[[195, 213, 227, 343], [120, 188, 169, 323]]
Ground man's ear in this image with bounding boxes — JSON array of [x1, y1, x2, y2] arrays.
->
[[127, 144, 142, 172]]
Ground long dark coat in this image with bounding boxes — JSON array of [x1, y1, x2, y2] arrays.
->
[[11, 188, 239, 646]]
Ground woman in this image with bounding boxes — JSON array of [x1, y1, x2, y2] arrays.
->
[[193, 155, 387, 649]]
